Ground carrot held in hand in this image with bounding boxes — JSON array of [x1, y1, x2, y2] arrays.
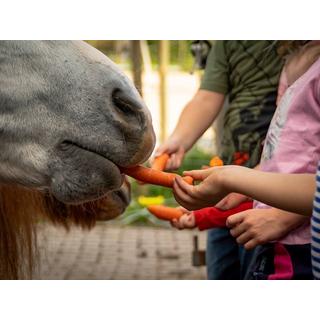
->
[[137, 153, 170, 185], [120, 165, 193, 188], [151, 153, 170, 171], [147, 205, 183, 221], [209, 156, 224, 167], [181, 176, 193, 185]]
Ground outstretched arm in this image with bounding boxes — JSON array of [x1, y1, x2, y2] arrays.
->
[[173, 166, 316, 216], [224, 167, 316, 216]]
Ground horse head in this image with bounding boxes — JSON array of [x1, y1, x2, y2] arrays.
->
[[0, 40, 156, 278], [0, 41, 155, 206]]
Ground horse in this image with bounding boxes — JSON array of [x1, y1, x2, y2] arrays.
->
[[0, 41, 155, 279]]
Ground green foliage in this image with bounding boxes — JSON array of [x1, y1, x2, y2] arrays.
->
[[147, 40, 194, 71]]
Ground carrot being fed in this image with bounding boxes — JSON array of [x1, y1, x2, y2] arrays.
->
[[136, 153, 170, 185], [120, 165, 193, 188], [147, 205, 183, 221], [151, 153, 170, 171]]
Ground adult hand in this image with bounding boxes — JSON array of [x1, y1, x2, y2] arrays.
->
[[154, 138, 185, 171], [226, 208, 309, 250]]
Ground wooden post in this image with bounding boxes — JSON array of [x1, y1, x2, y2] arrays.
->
[[159, 40, 170, 143], [140, 40, 152, 74], [130, 40, 143, 96]]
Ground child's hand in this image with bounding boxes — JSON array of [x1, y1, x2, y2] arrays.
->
[[171, 208, 196, 230], [226, 208, 308, 250], [172, 167, 229, 211], [215, 193, 250, 210]]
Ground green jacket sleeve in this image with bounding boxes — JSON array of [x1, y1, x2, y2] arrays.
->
[[200, 40, 229, 94]]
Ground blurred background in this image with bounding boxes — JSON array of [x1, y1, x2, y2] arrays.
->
[[38, 41, 220, 280]]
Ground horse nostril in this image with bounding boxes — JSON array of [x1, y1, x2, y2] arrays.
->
[[112, 88, 142, 119]]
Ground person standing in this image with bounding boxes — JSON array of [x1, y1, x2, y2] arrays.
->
[[155, 41, 292, 279]]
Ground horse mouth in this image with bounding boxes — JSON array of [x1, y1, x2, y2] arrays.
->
[[93, 178, 131, 220], [59, 140, 120, 164], [59, 139, 148, 168], [50, 141, 128, 204], [113, 188, 130, 206]]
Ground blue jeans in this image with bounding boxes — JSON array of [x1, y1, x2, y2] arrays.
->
[[206, 228, 257, 280]]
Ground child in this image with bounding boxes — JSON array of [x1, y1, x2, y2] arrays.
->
[[173, 40, 320, 279]]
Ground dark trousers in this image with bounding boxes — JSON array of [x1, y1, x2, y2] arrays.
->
[[206, 228, 258, 280]]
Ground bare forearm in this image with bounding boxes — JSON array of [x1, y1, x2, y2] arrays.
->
[[222, 167, 316, 216], [169, 90, 225, 151]]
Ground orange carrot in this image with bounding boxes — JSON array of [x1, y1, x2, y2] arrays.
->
[[147, 205, 183, 221], [209, 156, 224, 167], [120, 165, 193, 188], [151, 153, 170, 171], [137, 153, 170, 185], [182, 176, 194, 185]]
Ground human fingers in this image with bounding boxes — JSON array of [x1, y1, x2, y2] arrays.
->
[[214, 196, 229, 210], [229, 223, 248, 238], [216, 193, 248, 210], [226, 212, 245, 228], [182, 169, 212, 181], [175, 176, 218, 209], [154, 143, 172, 157], [177, 176, 214, 206], [175, 176, 200, 198], [185, 213, 196, 228], [173, 179, 196, 207], [179, 214, 193, 229], [167, 147, 185, 170], [173, 180, 205, 210], [171, 219, 183, 230], [243, 239, 259, 250], [235, 231, 253, 245], [167, 153, 179, 171]]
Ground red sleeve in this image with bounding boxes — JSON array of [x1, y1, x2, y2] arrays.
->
[[193, 201, 253, 231]]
